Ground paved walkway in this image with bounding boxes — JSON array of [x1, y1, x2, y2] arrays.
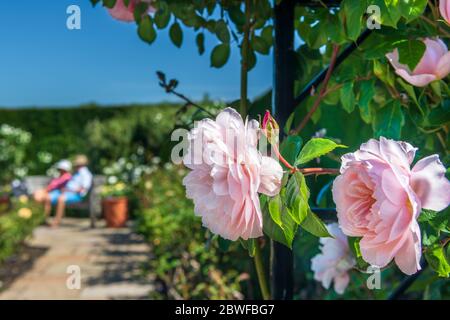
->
[[0, 218, 153, 300]]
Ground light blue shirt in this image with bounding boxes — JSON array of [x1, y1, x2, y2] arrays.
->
[[66, 167, 93, 196]]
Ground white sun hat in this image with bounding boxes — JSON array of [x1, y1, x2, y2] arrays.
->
[[55, 159, 72, 172]]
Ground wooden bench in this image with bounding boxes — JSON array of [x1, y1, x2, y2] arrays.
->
[[24, 175, 106, 228]]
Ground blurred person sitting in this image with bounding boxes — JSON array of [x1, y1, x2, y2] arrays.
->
[[45, 155, 93, 227], [34, 159, 72, 203]]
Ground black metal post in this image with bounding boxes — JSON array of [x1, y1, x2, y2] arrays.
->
[[388, 261, 428, 300], [271, 0, 295, 300]]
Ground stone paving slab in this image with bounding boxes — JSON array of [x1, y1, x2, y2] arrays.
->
[[0, 218, 153, 300]]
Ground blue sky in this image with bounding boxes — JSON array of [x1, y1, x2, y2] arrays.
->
[[0, 0, 272, 108]]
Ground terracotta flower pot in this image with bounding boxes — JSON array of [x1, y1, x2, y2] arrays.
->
[[102, 197, 128, 228]]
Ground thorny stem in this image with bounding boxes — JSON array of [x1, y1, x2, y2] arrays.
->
[[291, 44, 341, 135], [271, 142, 339, 176]]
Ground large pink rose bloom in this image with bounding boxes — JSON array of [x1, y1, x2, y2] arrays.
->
[[183, 108, 283, 241], [108, 0, 154, 22], [386, 38, 450, 87], [311, 223, 355, 295], [440, 0, 450, 24], [333, 137, 450, 275]]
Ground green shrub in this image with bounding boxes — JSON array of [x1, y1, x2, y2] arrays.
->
[[135, 164, 251, 300], [0, 197, 45, 263], [0, 125, 31, 185]]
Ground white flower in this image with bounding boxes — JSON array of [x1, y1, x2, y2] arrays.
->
[[311, 223, 355, 295]]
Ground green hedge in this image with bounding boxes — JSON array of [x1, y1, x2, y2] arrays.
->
[[0, 103, 180, 174]]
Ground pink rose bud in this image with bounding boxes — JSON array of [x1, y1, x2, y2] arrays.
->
[[261, 110, 279, 145], [311, 223, 355, 295], [108, 0, 154, 22], [332, 137, 450, 275], [262, 110, 271, 129], [183, 108, 283, 241], [386, 38, 450, 87], [440, 0, 450, 24]]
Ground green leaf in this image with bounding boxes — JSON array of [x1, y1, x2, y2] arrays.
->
[[341, 0, 367, 41], [425, 244, 450, 278], [428, 104, 450, 126], [420, 208, 450, 247], [285, 172, 310, 224], [373, 59, 395, 87], [373, 100, 405, 139], [262, 195, 298, 249], [210, 43, 230, 68], [348, 237, 369, 269], [358, 80, 376, 124], [227, 6, 246, 27], [261, 26, 273, 48], [300, 210, 332, 238], [284, 112, 295, 135], [154, 2, 170, 29], [90, 0, 102, 7], [103, 0, 117, 9], [133, 1, 149, 23], [218, 236, 232, 252], [419, 209, 439, 223], [196, 33, 205, 55], [215, 19, 230, 43], [427, 208, 450, 233], [422, 223, 440, 246], [297, 22, 328, 49], [295, 138, 346, 165], [268, 194, 283, 227], [398, 0, 427, 22], [169, 22, 183, 48], [251, 35, 270, 55], [279, 136, 303, 170], [137, 16, 156, 44], [340, 82, 355, 113], [397, 78, 420, 109], [372, 0, 402, 27], [395, 40, 426, 71], [240, 238, 256, 257]]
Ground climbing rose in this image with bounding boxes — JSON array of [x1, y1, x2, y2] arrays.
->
[[332, 137, 450, 275], [183, 108, 283, 241], [108, 0, 154, 22], [386, 38, 450, 87], [311, 223, 355, 295], [441, 0, 450, 24]]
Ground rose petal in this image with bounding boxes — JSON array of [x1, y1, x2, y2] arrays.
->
[[258, 156, 283, 196], [395, 69, 437, 87], [436, 51, 450, 79], [394, 221, 422, 275], [411, 155, 450, 211]]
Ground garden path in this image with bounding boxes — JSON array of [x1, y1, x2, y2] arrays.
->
[[0, 218, 153, 299]]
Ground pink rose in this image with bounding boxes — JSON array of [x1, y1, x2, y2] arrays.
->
[[311, 223, 355, 295], [108, 0, 154, 22], [183, 108, 283, 241], [386, 38, 450, 87], [440, 0, 450, 24], [332, 137, 450, 275]]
